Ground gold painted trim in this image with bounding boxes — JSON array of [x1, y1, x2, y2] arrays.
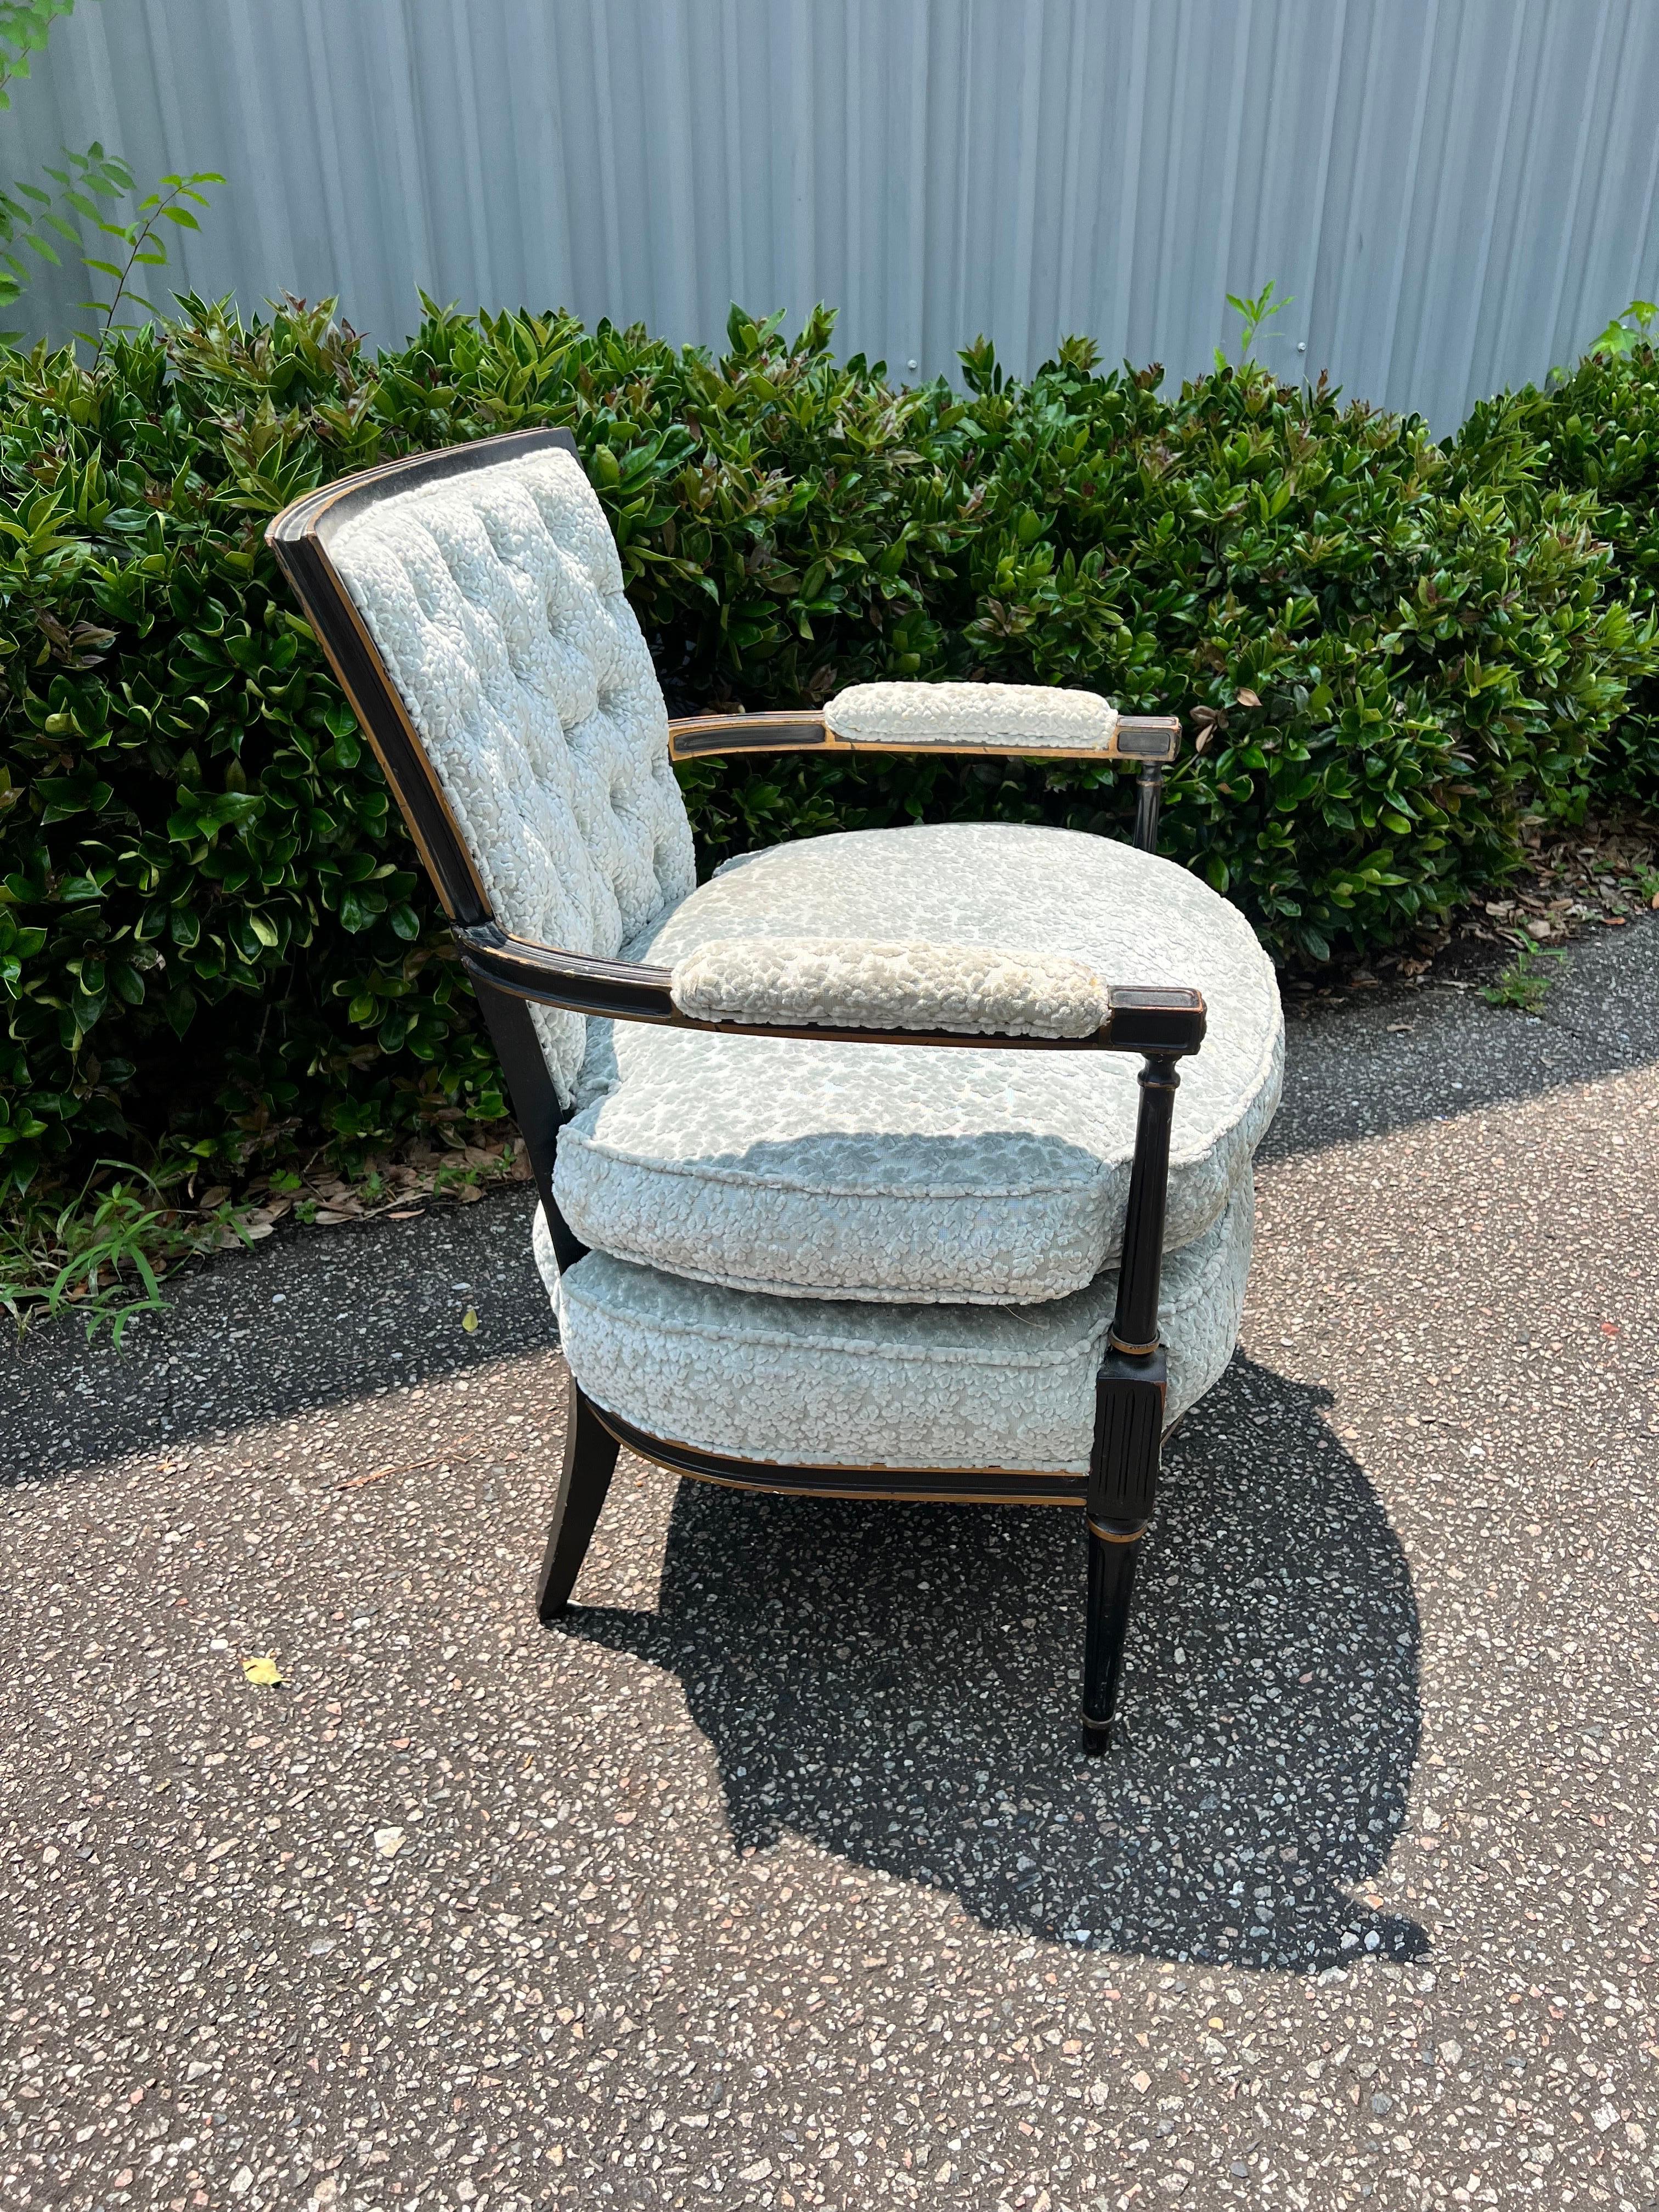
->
[[668, 715, 1143, 768], [674, 1463, 1087, 1508], [842, 739, 1132, 760], [1086, 1519, 1148, 1544], [1108, 1333, 1161, 1358], [586, 1406, 1087, 1505]]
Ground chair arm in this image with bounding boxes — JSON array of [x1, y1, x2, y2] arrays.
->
[[453, 921, 1206, 1055], [668, 689, 1180, 765], [668, 710, 831, 760], [671, 935, 1115, 1040]]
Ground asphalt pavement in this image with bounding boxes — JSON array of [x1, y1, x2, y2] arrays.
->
[[3, 917, 1657, 2211]]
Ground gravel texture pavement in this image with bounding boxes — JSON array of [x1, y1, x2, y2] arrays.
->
[[3, 917, 1657, 2212]]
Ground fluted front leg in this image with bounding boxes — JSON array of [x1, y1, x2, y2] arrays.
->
[[1082, 1347, 1166, 1752], [1082, 1051, 1180, 1753]]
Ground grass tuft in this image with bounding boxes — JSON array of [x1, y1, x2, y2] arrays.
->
[[1481, 941, 1568, 1015], [0, 1160, 249, 1346]]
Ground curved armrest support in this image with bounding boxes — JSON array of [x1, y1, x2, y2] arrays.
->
[[454, 921, 1205, 1056], [667, 684, 1180, 855], [669, 710, 831, 760], [668, 698, 1181, 766]]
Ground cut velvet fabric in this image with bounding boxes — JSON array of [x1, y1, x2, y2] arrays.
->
[[825, 679, 1120, 753], [536, 1170, 1253, 1475], [325, 444, 695, 1103], [669, 935, 1113, 1040], [555, 821, 1282, 1306]]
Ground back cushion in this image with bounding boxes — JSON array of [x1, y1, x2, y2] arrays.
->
[[329, 446, 696, 1100]]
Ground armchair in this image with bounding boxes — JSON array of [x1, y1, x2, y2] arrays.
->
[[269, 427, 1281, 1752]]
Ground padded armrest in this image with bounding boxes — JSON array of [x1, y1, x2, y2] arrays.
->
[[454, 919, 1206, 1053], [669, 935, 1113, 1040], [825, 680, 1120, 754]]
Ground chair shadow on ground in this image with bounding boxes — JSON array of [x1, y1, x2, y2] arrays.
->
[[563, 1356, 1425, 1973]]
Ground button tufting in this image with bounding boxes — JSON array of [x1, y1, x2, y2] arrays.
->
[[327, 443, 696, 1107]]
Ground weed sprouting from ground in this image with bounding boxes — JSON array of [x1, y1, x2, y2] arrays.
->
[[0, 1133, 532, 1346], [1481, 942, 1569, 1014], [0, 1161, 248, 1346]]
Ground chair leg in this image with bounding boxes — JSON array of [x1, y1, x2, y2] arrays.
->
[[537, 1378, 621, 1622], [1082, 1520, 1148, 1753]]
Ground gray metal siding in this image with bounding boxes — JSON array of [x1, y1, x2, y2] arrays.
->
[[9, 0, 1659, 425]]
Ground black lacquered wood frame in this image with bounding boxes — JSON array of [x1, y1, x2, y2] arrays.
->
[[669, 709, 1179, 856], [268, 428, 1203, 1753]]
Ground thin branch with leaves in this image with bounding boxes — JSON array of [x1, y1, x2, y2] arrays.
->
[[0, 0, 76, 103], [0, 141, 129, 329], [0, 0, 223, 349], [0, 4, 139, 337], [79, 168, 222, 363]]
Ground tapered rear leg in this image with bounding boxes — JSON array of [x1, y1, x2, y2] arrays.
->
[[537, 1378, 622, 1621]]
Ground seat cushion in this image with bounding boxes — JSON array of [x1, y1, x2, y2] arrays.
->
[[540, 1170, 1253, 1477], [554, 822, 1282, 1306]]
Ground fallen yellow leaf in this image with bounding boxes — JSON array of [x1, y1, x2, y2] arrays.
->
[[241, 1654, 284, 1687], [461, 1306, 478, 1333]]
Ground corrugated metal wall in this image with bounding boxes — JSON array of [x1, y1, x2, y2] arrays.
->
[[9, 0, 1659, 426]]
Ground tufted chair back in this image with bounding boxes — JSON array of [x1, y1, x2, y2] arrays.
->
[[318, 437, 696, 1101]]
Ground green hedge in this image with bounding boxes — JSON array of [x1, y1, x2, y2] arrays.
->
[[1, 295, 1655, 1203], [1459, 332, 1659, 803]]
